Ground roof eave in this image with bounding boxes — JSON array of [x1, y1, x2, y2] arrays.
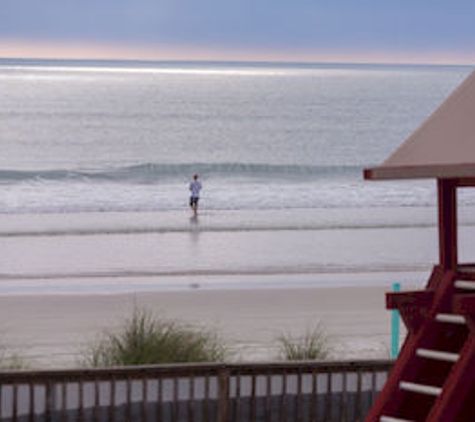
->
[[364, 164, 475, 181]]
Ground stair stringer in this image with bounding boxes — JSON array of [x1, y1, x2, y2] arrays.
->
[[426, 336, 475, 422], [427, 293, 475, 422]]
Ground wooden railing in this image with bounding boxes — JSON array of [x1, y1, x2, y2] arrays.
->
[[0, 359, 392, 422]]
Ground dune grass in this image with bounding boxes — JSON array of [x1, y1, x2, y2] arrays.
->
[[0, 345, 25, 370], [83, 308, 227, 367], [276, 323, 329, 361]]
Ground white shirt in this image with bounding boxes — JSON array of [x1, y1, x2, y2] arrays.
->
[[189, 180, 202, 198]]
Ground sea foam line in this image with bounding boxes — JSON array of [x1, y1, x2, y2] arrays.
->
[[0, 221, 447, 238], [0, 263, 430, 281]]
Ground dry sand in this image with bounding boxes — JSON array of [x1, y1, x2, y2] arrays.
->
[[0, 284, 403, 368]]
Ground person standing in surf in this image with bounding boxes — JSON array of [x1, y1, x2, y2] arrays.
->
[[189, 174, 202, 217]]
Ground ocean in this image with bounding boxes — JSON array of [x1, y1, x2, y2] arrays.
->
[[0, 59, 473, 293]]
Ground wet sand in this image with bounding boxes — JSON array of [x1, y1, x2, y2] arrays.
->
[[0, 211, 433, 368]]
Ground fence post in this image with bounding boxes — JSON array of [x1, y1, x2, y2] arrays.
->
[[45, 381, 57, 422], [217, 367, 230, 422]]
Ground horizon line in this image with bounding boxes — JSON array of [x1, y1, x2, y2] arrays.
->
[[0, 56, 473, 70], [0, 39, 474, 68]]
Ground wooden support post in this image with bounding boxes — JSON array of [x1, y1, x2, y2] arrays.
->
[[217, 367, 230, 422], [438, 179, 458, 271]]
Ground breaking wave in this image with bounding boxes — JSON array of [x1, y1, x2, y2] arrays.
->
[[0, 163, 362, 184]]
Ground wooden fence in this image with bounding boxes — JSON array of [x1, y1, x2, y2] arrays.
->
[[0, 359, 392, 422]]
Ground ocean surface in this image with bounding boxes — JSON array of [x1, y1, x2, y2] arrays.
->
[[0, 59, 474, 292]]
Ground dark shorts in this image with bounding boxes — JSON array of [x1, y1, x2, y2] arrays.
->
[[190, 196, 199, 207]]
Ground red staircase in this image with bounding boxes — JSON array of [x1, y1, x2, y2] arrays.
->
[[365, 265, 475, 422]]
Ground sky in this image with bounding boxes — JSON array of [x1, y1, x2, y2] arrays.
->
[[0, 0, 474, 64]]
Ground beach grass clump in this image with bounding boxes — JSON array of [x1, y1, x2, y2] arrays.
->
[[0, 345, 25, 370], [83, 308, 227, 367], [276, 324, 329, 361]]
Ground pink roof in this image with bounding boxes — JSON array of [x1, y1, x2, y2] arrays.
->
[[365, 70, 475, 180]]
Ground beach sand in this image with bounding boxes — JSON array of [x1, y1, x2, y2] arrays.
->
[[0, 284, 407, 368]]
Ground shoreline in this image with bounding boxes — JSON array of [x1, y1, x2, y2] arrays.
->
[[0, 271, 427, 296]]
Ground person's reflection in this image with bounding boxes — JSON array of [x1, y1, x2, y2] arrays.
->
[[188, 215, 201, 289], [189, 214, 200, 246]]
